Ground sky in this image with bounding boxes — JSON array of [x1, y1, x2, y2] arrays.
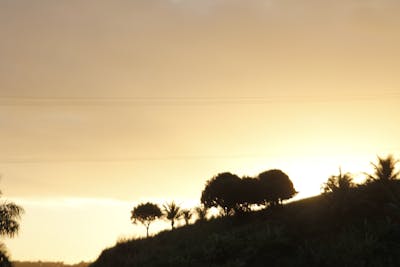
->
[[1, 0, 400, 263]]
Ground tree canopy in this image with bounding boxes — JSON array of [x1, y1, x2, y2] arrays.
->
[[322, 168, 355, 194], [235, 176, 262, 212], [258, 169, 297, 206], [131, 202, 162, 238], [200, 170, 297, 215], [201, 172, 242, 216], [366, 155, 400, 183]]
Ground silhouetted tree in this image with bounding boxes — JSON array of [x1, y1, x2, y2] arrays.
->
[[201, 172, 241, 216], [236, 176, 263, 212], [130, 202, 162, 238], [366, 155, 399, 183], [322, 168, 355, 194], [0, 190, 23, 267], [194, 205, 208, 222], [362, 155, 400, 216], [258, 169, 297, 207], [181, 209, 192, 226], [321, 168, 356, 217], [163, 201, 182, 229]]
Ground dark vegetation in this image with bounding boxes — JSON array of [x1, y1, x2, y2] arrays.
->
[[130, 202, 162, 238], [13, 262, 89, 267], [90, 155, 400, 267], [0, 191, 23, 267], [201, 170, 296, 216]]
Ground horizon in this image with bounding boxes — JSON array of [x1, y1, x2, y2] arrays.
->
[[1, 0, 400, 264]]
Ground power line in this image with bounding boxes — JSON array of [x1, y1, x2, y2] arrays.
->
[[2, 148, 400, 164], [0, 94, 399, 106], [0, 154, 272, 164]]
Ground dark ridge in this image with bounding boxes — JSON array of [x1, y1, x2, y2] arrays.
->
[[13, 262, 90, 267], [90, 180, 400, 267]]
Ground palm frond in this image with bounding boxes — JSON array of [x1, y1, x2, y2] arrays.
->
[[366, 155, 400, 182], [0, 201, 23, 238]]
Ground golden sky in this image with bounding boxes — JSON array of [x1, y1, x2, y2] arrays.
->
[[1, 0, 400, 263]]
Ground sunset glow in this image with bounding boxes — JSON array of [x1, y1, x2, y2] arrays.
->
[[1, 0, 400, 264]]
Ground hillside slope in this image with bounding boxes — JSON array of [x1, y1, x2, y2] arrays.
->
[[90, 181, 400, 267]]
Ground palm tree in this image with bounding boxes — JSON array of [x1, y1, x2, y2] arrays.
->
[[163, 201, 182, 229], [366, 155, 400, 183], [0, 191, 24, 267], [181, 209, 192, 226], [194, 205, 208, 222], [322, 168, 355, 194], [321, 168, 356, 217]]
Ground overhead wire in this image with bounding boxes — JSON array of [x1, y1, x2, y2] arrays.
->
[[0, 93, 399, 106], [0, 153, 272, 164]]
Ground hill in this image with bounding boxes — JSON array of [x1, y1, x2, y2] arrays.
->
[[89, 180, 400, 267], [13, 262, 89, 267]]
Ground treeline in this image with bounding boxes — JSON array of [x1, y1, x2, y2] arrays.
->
[[201, 169, 297, 215], [130, 155, 400, 237], [131, 169, 297, 237], [13, 262, 89, 267]]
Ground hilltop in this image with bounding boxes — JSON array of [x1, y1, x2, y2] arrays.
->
[[89, 180, 400, 267]]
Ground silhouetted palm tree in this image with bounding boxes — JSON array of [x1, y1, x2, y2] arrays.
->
[[366, 155, 400, 183], [0, 191, 23, 267], [163, 201, 182, 229], [322, 168, 355, 193], [195, 205, 208, 222], [181, 209, 192, 226]]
